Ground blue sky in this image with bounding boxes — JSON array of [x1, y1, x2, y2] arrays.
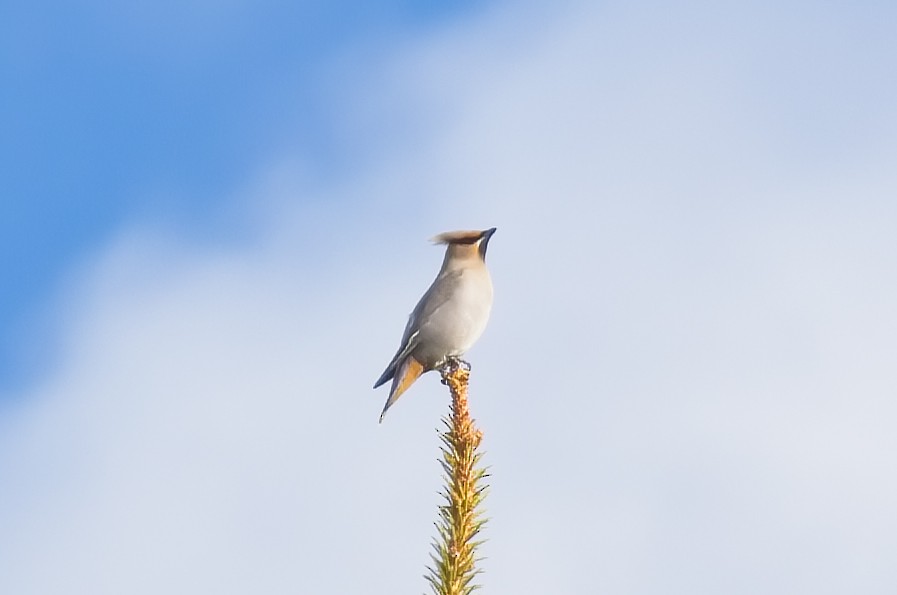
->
[[1, 0, 485, 389], [2, 1, 897, 593]]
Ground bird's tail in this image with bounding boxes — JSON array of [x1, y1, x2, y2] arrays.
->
[[379, 356, 424, 423]]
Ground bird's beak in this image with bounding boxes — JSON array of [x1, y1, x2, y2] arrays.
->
[[478, 227, 496, 260]]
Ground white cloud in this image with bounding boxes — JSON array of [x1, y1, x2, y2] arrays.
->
[[3, 1, 897, 593]]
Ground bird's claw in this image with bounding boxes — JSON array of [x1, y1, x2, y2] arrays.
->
[[439, 356, 471, 381]]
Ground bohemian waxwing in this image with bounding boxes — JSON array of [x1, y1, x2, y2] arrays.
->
[[374, 228, 496, 422]]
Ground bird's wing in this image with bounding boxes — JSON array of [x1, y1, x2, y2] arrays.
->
[[372, 328, 419, 388], [372, 270, 461, 388]]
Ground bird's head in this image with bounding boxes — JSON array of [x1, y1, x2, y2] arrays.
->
[[432, 228, 497, 263]]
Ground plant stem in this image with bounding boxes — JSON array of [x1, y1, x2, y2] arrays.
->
[[426, 360, 488, 595]]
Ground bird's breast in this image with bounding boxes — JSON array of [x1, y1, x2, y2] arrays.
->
[[415, 268, 493, 366]]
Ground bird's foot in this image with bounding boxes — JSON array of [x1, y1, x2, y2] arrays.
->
[[439, 356, 471, 382]]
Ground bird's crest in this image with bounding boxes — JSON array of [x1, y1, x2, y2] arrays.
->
[[431, 230, 486, 245]]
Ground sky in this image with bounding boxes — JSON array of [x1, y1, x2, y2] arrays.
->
[[2, 0, 896, 593]]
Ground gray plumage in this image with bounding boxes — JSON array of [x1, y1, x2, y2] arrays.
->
[[374, 228, 496, 422]]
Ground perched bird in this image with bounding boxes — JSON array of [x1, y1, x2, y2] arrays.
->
[[374, 228, 496, 422]]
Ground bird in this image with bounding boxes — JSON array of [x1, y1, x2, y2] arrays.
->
[[374, 228, 496, 422]]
